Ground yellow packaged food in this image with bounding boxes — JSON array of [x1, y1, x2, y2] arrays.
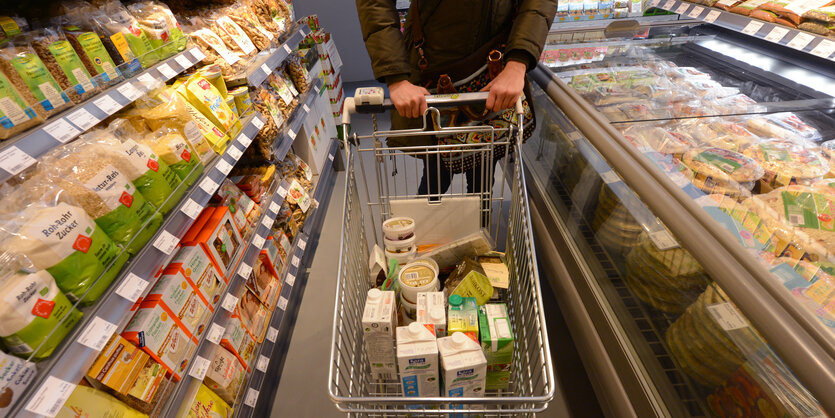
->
[[187, 384, 232, 418], [57, 385, 147, 418], [181, 75, 240, 136]]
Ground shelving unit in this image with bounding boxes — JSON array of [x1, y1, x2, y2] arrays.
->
[[243, 26, 313, 88], [274, 77, 325, 162]]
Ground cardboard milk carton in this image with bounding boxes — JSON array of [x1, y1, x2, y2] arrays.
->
[[437, 333, 487, 398], [478, 304, 514, 390], [362, 289, 397, 380], [396, 322, 439, 397]]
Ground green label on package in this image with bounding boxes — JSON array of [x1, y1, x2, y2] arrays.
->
[[451, 271, 494, 305], [782, 191, 835, 231], [77, 32, 119, 81], [10, 52, 67, 110], [48, 40, 94, 94], [694, 150, 744, 173], [0, 71, 35, 128]]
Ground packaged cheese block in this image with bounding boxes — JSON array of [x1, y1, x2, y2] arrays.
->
[[0, 184, 128, 304], [181, 75, 241, 137], [164, 245, 225, 310], [743, 141, 829, 189], [0, 66, 44, 139], [57, 385, 147, 418], [0, 44, 72, 119], [204, 346, 245, 404], [122, 303, 198, 380], [221, 310, 256, 370], [187, 384, 232, 418], [0, 269, 82, 359], [143, 271, 210, 339], [0, 352, 36, 415]]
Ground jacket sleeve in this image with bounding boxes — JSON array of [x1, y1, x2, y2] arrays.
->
[[356, 0, 412, 84], [505, 0, 557, 70]]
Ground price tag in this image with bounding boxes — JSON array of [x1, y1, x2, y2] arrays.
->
[[285, 273, 295, 287], [222, 294, 239, 311], [299, 239, 307, 251], [811, 39, 835, 59], [180, 198, 203, 220], [765, 26, 790, 42], [253, 235, 265, 249], [137, 73, 156, 87], [288, 129, 297, 140], [704, 10, 721, 22], [239, 132, 253, 147], [283, 44, 292, 54], [256, 355, 270, 372], [206, 323, 224, 344], [199, 176, 219, 195], [648, 229, 678, 250], [115, 273, 148, 302], [44, 118, 81, 143], [227, 145, 243, 161], [244, 388, 260, 408], [25, 376, 76, 417], [687, 6, 703, 18], [238, 262, 253, 279], [153, 230, 179, 255], [328, 153, 335, 161], [93, 95, 121, 115], [117, 83, 142, 101], [741, 20, 764, 35], [788, 32, 815, 50], [190, 47, 206, 61], [189, 356, 211, 380], [77, 316, 118, 351], [675, 3, 690, 14], [314, 84, 320, 94], [303, 103, 310, 113], [299, 28, 306, 37], [648, 0, 660, 6], [252, 117, 265, 130], [662, 0, 675, 9], [216, 159, 233, 175], [267, 326, 279, 342], [269, 201, 280, 214], [277, 296, 288, 310], [261, 63, 272, 77], [67, 108, 100, 130], [291, 255, 300, 268], [0, 146, 36, 175], [175, 55, 192, 69], [707, 303, 748, 330], [157, 63, 178, 79], [600, 171, 620, 184], [277, 186, 287, 198], [261, 216, 273, 228]]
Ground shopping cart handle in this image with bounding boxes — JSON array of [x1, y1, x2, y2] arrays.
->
[[342, 90, 523, 125]]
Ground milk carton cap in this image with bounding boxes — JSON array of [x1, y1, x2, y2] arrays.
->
[[452, 332, 469, 347], [408, 322, 423, 337], [368, 288, 382, 301], [398, 323, 436, 343], [430, 306, 444, 322]]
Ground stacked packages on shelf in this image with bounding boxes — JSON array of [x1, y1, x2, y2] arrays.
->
[[684, 0, 835, 36], [299, 15, 344, 133], [555, 0, 644, 20]]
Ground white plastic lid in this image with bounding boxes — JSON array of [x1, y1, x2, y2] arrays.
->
[[367, 288, 382, 300], [408, 322, 423, 336], [452, 332, 469, 347], [430, 306, 444, 322]]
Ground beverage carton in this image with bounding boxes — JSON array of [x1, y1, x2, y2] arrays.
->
[[396, 323, 439, 397], [437, 333, 486, 397], [478, 304, 514, 390], [362, 289, 396, 380], [416, 291, 446, 337]]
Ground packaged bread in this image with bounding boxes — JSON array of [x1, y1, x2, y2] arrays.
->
[[30, 27, 101, 104], [0, 42, 71, 119], [0, 66, 44, 139], [39, 139, 164, 256], [0, 256, 83, 360], [729, 0, 771, 14], [803, 4, 835, 20], [90, 0, 159, 69], [0, 177, 128, 304]]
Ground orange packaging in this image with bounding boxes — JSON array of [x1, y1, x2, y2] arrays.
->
[[143, 272, 211, 340], [182, 206, 244, 282], [220, 308, 257, 371], [122, 304, 198, 381], [164, 245, 226, 309], [86, 336, 149, 395]]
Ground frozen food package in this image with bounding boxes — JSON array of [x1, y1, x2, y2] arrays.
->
[[143, 124, 204, 187], [743, 141, 830, 189], [187, 384, 232, 418], [127, 1, 187, 58], [39, 139, 164, 256], [0, 65, 44, 139], [90, 0, 158, 69], [57, 385, 148, 418], [0, 177, 128, 304], [30, 27, 100, 104], [0, 255, 83, 360], [0, 42, 71, 119]]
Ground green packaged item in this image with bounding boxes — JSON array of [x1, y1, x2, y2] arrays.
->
[[0, 269, 83, 360], [447, 294, 479, 340], [478, 303, 514, 390], [31, 28, 99, 103], [128, 1, 186, 59], [2, 44, 71, 116], [91, 1, 158, 69], [143, 125, 204, 187], [447, 258, 494, 305], [0, 70, 42, 139], [61, 1, 124, 83]]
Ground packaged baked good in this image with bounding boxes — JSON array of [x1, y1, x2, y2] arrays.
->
[[744, 141, 829, 189], [746, 116, 816, 145], [285, 54, 309, 94], [729, 0, 770, 14], [711, 94, 766, 115], [0, 42, 71, 119], [0, 177, 128, 304], [0, 66, 44, 139], [624, 125, 696, 157], [798, 20, 835, 35], [750, 9, 799, 27], [90, 0, 159, 69], [188, 26, 245, 77], [758, 0, 833, 25], [246, 0, 285, 36], [179, 74, 241, 138], [30, 27, 100, 104]]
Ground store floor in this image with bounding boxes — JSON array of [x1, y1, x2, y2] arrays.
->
[[270, 103, 602, 417]]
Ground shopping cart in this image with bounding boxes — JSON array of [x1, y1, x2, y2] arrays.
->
[[329, 91, 555, 416]]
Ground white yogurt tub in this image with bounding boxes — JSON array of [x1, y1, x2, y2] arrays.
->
[[400, 293, 417, 319], [386, 246, 416, 266], [382, 217, 415, 241], [384, 234, 416, 252], [398, 260, 440, 304]]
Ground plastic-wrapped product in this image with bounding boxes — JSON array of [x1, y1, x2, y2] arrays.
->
[[228, 5, 273, 51], [212, 13, 258, 59], [187, 384, 232, 418], [143, 124, 204, 187], [180, 74, 241, 137], [0, 177, 128, 304], [39, 139, 164, 256], [0, 255, 82, 360], [30, 28, 100, 103], [246, 0, 284, 36], [746, 115, 818, 145], [187, 26, 246, 77], [683, 147, 764, 195], [743, 141, 830, 189], [0, 66, 44, 139], [60, 1, 123, 84], [758, 0, 833, 25], [90, 0, 158, 69], [729, 0, 770, 15], [750, 9, 798, 27], [0, 16, 28, 41], [57, 385, 147, 418], [285, 54, 309, 94], [0, 42, 71, 119], [127, 1, 187, 59]]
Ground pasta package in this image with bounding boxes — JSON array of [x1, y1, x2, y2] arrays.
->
[[188, 27, 245, 77]]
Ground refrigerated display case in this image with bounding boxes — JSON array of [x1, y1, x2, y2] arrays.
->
[[525, 18, 835, 417]]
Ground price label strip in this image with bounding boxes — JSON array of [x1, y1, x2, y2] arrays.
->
[[239, 132, 253, 147], [252, 116, 265, 130], [299, 239, 307, 251], [675, 3, 690, 14], [277, 186, 287, 198], [189, 356, 211, 380], [704, 10, 721, 23], [244, 388, 260, 408], [190, 47, 207, 61], [663, 0, 675, 9], [153, 230, 179, 255], [765, 26, 790, 43], [217, 159, 233, 175], [283, 44, 292, 54], [285, 273, 296, 287], [25, 376, 76, 417], [115, 273, 148, 302], [291, 255, 300, 268], [261, 63, 272, 77], [277, 296, 289, 311], [687, 6, 704, 18], [238, 262, 253, 279], [117, 83, 142, 101], [175, 55, 192, 70], [269, 201, 281, 214], [741, 20, 764, 35], [253, 235, 265, 249], [67, 108, 101, 130], [93, 95, 121, 115], [157, 63, 178, 80], [288, 129, 297, 140], [77, 317, 118, 351], [200, 176, 219, 195], [811, 39, 835, 59], [228, 145, 243, 161], [788, 32, 815, 50], [706, 303, 749, 330], [44, 118, 81, 143], [257, 355, 270, 372], [0, 146, 37, 175]]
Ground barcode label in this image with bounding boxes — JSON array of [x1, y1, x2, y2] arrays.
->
[[117, 83, 142, 101], [244, 388, 259, 407], [93, 95, 121, 115], [238, 262, 253, 278], [228, 145, 243, 161], [277, 296, 289, 310], [25, 376, 76, 417], [67, 108, 100, 130], [153, 230, 179, 255], [157, 63, 178, 79], [405, 272, 418, 280], [181, 198, 203, 219], [217, 159, 233, 175], [0, 146, 36, 175], [707, 303, 748, 330], [787, 207, 804, 226], [189, 356, 210, 380], [649, 229, 678, 250], [253, 235, 265, 249], [261, 63, 272, 77], [267, 326, 279, 342], [115, 273, 148, 302], [77, 316, 118, 351], [291, 255, 300, 267], [285, 273, 295, 286], [206, 323, 224, 344], [222, 294, 239, 311], [239, 132, 253, 147], [252, 117, 264, 130], [44, 118, 81, 143], [600, 171, 620, 184], [200, 177, 219, 195], [257, 355, 270, 372]]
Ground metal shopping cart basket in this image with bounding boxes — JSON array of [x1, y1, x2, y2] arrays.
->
[[329, 91, 555, 416]]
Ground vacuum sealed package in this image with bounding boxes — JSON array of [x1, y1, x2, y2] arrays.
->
[[743, 141, 830, 189], [0, 64, 44, 139], [39, 138, 164, 256], [127, 1, 186, 59], [0, 15, 28, 41], [90, 0, 158, 69], [0, 177, 128, 304], [30, 27, 100, 103], [0, 42, 72, 119], [0, 253, 83, 360]]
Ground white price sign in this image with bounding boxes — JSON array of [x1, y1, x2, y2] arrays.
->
[[253, 235, 265, 249], [239, 132, 253, 147], [189, 356, 211, 380], [765, 26, 790, 42], [137, 73, 156, 87], [303, 103, 310, 113], [115, 273, 148, 302], [206, 323, 224, 344], [199, 176, 219, 195], [707, 303, 748, 330], [180, 198, 203, 220], [153, 230, 179, 255], [252, 117, 265, 130], [277, 296, 289, 310], [675, 3, 690, 14], [261, 216, 273, 228], [222, 294, 239, 311], [157, 63, 178, 79], [93, 95, 121, 115], [288, 129, 297, 140], [283, 44, 292, 54], [648, 0, 660, 6], [44, 118, 81, 143], [704, 10, 721, 22], [741, 20, 764, 36], [687, 6, 704, 18], [117, 83, 142, 101], [67, 108, 100, 130], [314, 84, 320, 94], [228, 145, 243, 161], [811, 39, 835, 59], [77, 316, 118, 351], [269, 201, 280, 214], [299, 239, 307, 251], [600, 171, 620, 184], [291, 255, 300, 268], [190, 47, 206, 61], [256, 355, 270, 372], [788, 32, 815, 50], [285, 273, 295, 287], [244, 388, 260, 408], [277, 186, 287, 198], [216, 159, 233, 175], [662, 0, 675, 9], [175, 55, 192, 69], [266, 327, 279, 342], [25, 376, 76, 417], [238, 262, 253, 279], [261, 63, 272, 77], [0, 146, 36, 175], [329, 153, 335, 161], [649, 229, 678, 250]]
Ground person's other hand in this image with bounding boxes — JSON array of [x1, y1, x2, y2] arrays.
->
[[389, 80, 430, 118], [481, 60, 526, 112]]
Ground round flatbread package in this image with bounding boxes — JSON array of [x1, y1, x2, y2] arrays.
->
[[742, 141, 829, 189]]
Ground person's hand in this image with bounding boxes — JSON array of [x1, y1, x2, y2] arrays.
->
[[389, 80, 430, 118], [481, 60, 526, 112]]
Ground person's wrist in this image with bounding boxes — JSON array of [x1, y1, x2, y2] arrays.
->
[[504, 60, 527, 75]]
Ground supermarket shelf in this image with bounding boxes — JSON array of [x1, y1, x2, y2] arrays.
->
[[552, 11, 644, 24], [245, 25, 312, 88], [236, 138, 340, 418], [164, 178, 291, 417], [549, 13, 694, 32], [649, 0, 835, 61], [0, 46, 206, 184], [273, 77, 325, 162], [13, 114, 265, 418]]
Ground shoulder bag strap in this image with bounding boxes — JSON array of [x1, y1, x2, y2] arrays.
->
[[409, 0, 429, 71]]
